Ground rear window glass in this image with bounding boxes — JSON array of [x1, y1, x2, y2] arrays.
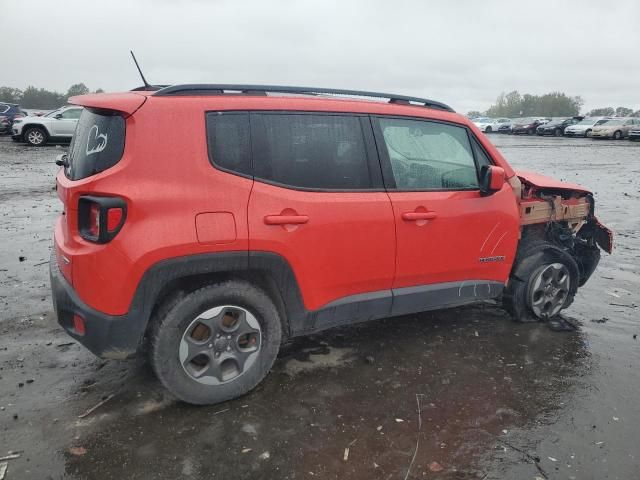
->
[[252, 113, 372, 190], [66, 110, 125, 180]]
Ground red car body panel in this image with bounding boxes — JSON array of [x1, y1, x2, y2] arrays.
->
[[388, 185, 520, 289], [516, 170, 591, 193], [69, 92, 149, 116], [54, 93, 583, 320], [248, 183, 396, 310]]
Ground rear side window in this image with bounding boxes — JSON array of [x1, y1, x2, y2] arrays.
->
[[206, 112, 251, 176], [252, 113, 372, 190], [66, 110, 125, 180]]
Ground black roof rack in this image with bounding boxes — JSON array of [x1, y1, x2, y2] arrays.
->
[[153, 84, 454, 112]]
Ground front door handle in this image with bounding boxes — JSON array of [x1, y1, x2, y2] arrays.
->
[[401, 211, 437, 221], [264, 214, 309, 225]]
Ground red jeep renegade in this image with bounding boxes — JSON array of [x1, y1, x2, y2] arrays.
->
[[50, 85, 612, 404]]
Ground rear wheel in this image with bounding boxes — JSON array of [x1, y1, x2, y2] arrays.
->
[[150, 281, 282, 405], [503, 241, 579, 322], [24, 127, 47, 146]]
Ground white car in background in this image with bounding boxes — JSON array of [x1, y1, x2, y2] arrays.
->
[[564, 117, 610, 138], [472, 117, 512, 133], [12, 105, 83, 146]]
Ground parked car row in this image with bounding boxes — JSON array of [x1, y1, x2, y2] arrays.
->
[[472, 115, 640, 140]]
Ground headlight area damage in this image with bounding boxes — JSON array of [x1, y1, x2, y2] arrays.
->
[[503, 170, 613, 322]]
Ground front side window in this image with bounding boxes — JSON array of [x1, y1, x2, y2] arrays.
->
[[61, 108, 82, 119], [252, 113, 372, 190], [377, 118, 479, 190]]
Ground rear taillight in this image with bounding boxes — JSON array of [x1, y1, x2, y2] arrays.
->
[[78, 196, 127, 243]]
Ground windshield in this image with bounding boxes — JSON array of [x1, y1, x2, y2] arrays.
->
[[45, 108, 63, 118], [600, 119, 622, 126]]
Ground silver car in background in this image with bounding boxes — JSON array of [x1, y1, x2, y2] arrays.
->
[[564, 117, 609, 137]]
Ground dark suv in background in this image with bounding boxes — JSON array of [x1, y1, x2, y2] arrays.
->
[[536, 117, 583, 136], [0, 103, 26, 134]]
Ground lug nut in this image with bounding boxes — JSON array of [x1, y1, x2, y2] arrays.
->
[[226, 346, 231, 351]]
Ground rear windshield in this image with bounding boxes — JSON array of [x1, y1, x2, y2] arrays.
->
[[66, 109, 125, 180]]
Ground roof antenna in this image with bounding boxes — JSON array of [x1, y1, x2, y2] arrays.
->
[[130, 50, 153, 90]]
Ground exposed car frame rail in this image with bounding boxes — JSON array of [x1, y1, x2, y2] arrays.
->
[[152, 84, 455, 112]]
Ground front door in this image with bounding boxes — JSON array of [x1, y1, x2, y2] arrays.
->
[[54, 107, 83, 136], [372, 116, 520, 315], [248, 112, 396, 324]]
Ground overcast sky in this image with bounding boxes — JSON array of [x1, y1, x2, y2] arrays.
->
[[2, 0, 639, 113]]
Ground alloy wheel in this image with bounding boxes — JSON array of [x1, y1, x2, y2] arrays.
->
[[27, 129, 44, 145], [527, 263, 571, 319], [179, 305, 262, 385]]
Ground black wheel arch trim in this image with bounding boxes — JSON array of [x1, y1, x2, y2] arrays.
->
[[52, 249, 506, 359]]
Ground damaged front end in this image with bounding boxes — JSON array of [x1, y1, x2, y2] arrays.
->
[[514, 171, 613, 286]]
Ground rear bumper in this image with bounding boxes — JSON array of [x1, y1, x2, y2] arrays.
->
[[50, 250, 143, 359]]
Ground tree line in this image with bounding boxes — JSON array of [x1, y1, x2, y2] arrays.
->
[[468, 90, 640, 118], [0, 84, 103, 110]]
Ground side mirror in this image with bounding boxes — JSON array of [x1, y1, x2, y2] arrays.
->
[[55, 113, 63, 119], [480, 165, 505, 195]]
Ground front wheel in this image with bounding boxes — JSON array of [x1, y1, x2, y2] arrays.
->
[[585, 129, 592, 138], [24, 127, 47, 146], [613, 130, 622, 140], [485, 126, 492, 133], [150, 281, 282, 405], [555, 128, 563, 137], [503, 241, 579, 322]]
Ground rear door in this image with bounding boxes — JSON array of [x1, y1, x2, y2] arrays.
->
[[372, 116, 520, 315], [247, 112, 396, 316]]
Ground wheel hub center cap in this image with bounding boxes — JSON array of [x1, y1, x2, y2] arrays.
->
[[214, 337, 230, 351]]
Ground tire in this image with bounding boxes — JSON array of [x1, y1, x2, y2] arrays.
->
[[585, 129, 592, 138], [503, 240, 579, 322], [24, 127, 47, 146], [613, 130, 622, 140], [150, 280, 282, 405], [555, 128, 563, 137], [485, 126, 492, 133], [528, 128, 535, 135]]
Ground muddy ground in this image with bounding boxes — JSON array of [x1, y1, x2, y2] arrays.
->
[[0, 133, 638, 480]]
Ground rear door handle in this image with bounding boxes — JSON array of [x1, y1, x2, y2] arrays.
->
[[264, 214, 309, 225], [401, 211, 437, 221]]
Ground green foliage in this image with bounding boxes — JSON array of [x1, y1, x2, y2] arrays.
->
[[485, 90, 584, 118], [21, 86, 65, 109], [466, 110, 483, 118], [0, 84, 104, 109], [615, 107, 633, 117], [587, 107, 615, 116], [66, 83, 90, 98], [0, 87, 22, 104]]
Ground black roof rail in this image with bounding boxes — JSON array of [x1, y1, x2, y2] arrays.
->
[[131, 84, 169, 92], [153, 84, 455, 112]]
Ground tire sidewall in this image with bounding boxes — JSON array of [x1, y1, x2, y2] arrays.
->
[[151, 282, 282, 405], [504, 242, 579, 321]]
